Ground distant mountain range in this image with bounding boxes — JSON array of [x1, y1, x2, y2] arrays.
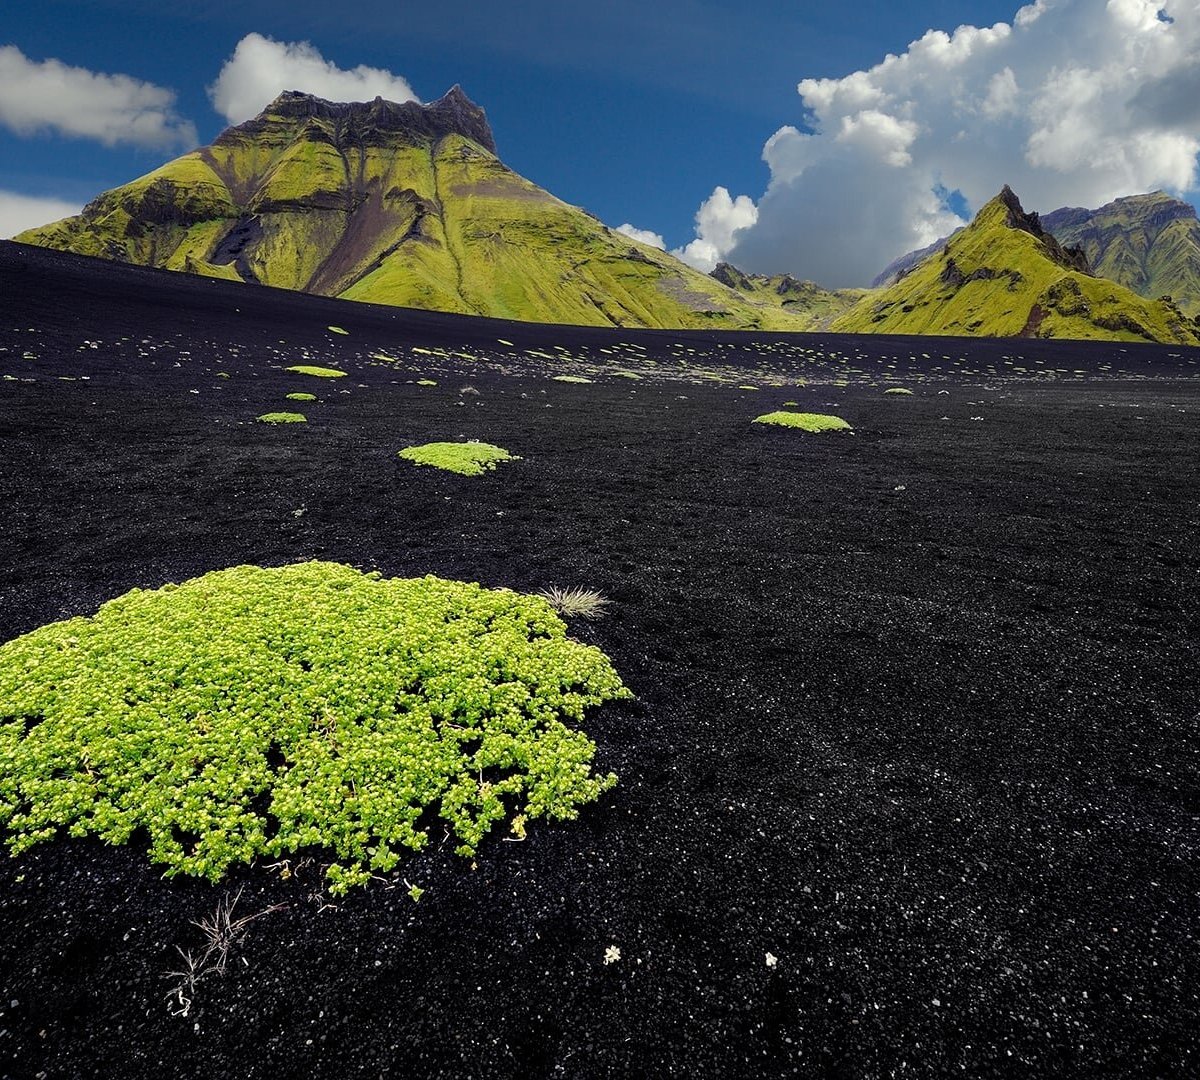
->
[[871, 191, 1200, 319], [14, 88, 806, 332], [709, 263, 866, 329], [830, 186, 1200, 344], [13, 89, 1200, 344]]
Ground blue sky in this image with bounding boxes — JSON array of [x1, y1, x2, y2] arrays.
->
[[2, 0, 1198, 284]]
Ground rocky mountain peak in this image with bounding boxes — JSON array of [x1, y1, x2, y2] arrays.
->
[[227, 86, 497, 154], [990, 185, 1090, 275]]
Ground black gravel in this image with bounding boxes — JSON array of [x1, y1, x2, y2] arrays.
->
[[1, 242, 1199, 1079]]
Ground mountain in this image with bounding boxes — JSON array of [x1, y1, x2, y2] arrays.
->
[[833, 186, 1200, 344], [870, 233, 956, 288], [14, 88, 804, 332], [1041, 192, 1200, 317], [708, 262, 866, 329]]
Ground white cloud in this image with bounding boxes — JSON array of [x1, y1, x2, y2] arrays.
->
[[0, 190, 82, 239], [209, 34, 420, 125], [690, 0, 1200, 287], [672, 186, 758, 272], [0, 46, 196, 149], [615, 223, 666, 249]]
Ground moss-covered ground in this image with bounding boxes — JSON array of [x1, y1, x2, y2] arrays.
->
[[0, 562, 625, 893], [3, 243, 1200, 1078], [398, 441, 518, 476], [753, 411, 852, 432]]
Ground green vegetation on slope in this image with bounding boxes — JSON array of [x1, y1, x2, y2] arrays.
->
[[15, 89, 812, 332], [399, 441, 518, 476], [832, 187, 1200, 345], [710, 262, 867, 330], [1043, 192, 1200, 317], [0, 562, 626, 893]]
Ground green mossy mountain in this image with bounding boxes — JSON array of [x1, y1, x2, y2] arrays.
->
[[708, 263, 866, 329], [14, 88, 806, 331], [1041, 192, 1200, 317], [833, 187, 1200, 344]]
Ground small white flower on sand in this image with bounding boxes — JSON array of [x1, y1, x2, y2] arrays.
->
[[604, 945, 621, 965], [765, 952, 778, 968]]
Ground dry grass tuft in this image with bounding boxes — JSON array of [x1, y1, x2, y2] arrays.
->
[[537, 586, 612, 620]]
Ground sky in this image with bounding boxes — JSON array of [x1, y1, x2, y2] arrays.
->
[[2, 0, 1198, 286]]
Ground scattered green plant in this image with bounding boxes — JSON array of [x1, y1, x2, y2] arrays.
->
[[552, 375, 593, 384], [286, 365, 346, 378], [0, 562, 627, 893], [286, 392, 317, 402], [398, 441, 519, 476], [327, 326, 348, 335], [537, 586, 612, 620], [257, 412, 307, 424], [753, 411, 852, 433], [416, 379, 438, 386], [884, 387, 915, 395]]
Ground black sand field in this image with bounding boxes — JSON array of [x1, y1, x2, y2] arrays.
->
[[1, 242, 1199, 1079]]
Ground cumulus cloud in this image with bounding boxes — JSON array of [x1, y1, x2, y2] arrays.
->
[[0, 46, 196, 148], [672, 186, 759, 272], [615, 223, 666, 249], [0, 191, 82, 239], [209, 34, 420, 124], [691, 0, 1200, 287]]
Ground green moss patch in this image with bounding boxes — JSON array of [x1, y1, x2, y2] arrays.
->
[[257, 412, 307, 424], [398, 441, 519, 477], [285, 392, 318, 402], [884, 387, 915, 395], [327, 326, 348, 335], [286, 365, 346, 378], [416, 379, 437, 386], [552, 375, 593, 384], [753, 411, 852, 433], [0, 562, 626, 893]]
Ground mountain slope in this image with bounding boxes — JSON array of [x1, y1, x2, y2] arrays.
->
[[15, 89, 804, 331], [833, 187, 1200, 344], [709, 263, 866, 329], [1042, 193, 1200, 317]]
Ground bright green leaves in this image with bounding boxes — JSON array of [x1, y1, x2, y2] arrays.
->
[[257, 412, 307, 424], [753, 411, 852, 433], [285, 365, 346, 378], [398, 441, 519, 477], [0, 563, 628, 893]]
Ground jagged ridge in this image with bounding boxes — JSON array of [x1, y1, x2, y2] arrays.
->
[[1042, 192, 1200, 317], [14, 89, 807, 332], [709, 263, 866, 329], [833, 186, 1200, 344]]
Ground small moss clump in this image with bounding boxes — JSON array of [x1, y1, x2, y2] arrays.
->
[[286, 392, 317, 402], [416, 379, 438, 386], [0, 562, 627, 893], [286, 365, 346, 378], [327, 326, 349, 335], [552, 375, 593, 384], [753, 411, 852, 433], [257, 412, 307, 424], [884, 387, 915, 395], [399, 441, 519, 477]]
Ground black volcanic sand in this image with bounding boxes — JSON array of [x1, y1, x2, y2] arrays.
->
[[1, 242, 1199, 1079]]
